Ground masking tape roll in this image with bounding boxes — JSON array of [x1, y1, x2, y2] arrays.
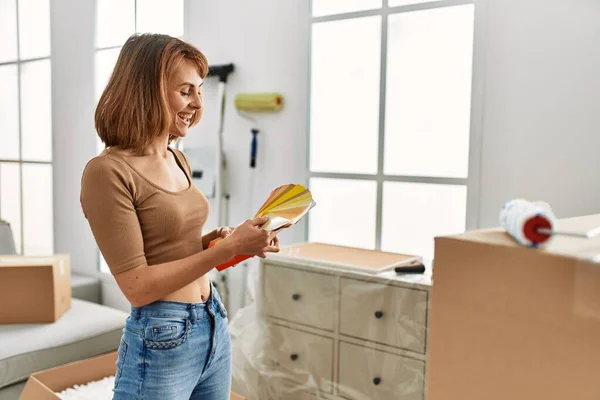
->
[[234, 92, 283, 112]]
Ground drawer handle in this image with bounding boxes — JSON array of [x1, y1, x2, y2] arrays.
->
[[374, 311, 384, 319], [290, 353, 299, 361], [292, 293, 301, 301], [373, 377, 382, 386]]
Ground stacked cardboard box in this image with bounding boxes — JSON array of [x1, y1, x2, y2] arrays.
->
[[427, 214, 600, 400], [0, 254, 71, 324]]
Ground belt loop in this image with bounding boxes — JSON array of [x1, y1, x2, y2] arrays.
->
[[208, 292, 216, 316], [132, 307, 140, 321], [189, 303, 197, 323], [206, 298, 216, 318]]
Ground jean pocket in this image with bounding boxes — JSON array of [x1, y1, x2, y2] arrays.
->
[[114, 338, 128, 388], [144, 318, 191, 350]]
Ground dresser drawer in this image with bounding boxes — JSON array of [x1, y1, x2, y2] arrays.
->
[[338, 342, 425, 400], [339, 278, 427, 353], [266, 324, 334, 394], [264, 264, 337, 330]]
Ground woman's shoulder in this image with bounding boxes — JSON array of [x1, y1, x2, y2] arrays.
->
[[82, 149, 131, 180]]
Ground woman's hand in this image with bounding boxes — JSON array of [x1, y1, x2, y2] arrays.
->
[[269, 234, 280, 249], [215, 226, 234, 240], [224, 216, 280, 258]]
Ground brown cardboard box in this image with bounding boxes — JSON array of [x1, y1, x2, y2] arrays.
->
[[0, 254, 71, 323], [230, 391, 245, 400], [19, 351, 246, 399], [427, 214, 600, 400]]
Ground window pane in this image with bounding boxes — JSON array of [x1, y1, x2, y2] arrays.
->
[[0, 65, 20, 160], [0, 0, 18, 63], [384, 5, 474, 178], [0, 163, 22, 253], [381, 181, 466, 260], [388, 0, 438, 7], [310, 17, 381, 174], [136, 0, 184, 37], [18, 0, 50, 60], [95, 47, 121, 101], [96, 0, 135, 48], [20, 59, 52, 161], [22, 163, 53, 255], [308, 177, 377, 249], [312, 0, 382, 17]]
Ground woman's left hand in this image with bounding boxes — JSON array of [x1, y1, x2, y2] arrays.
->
[[215, 226, 234, 239], [217, 225, 280, 248], [215, 225, 280, 255], [269, 234, 280, 248]]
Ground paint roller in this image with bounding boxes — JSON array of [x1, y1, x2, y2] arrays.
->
[[235, 92, 283, 112], [499, 199, 600, 248], [234, 92, 284, 168], [232, 92, 284, 306]]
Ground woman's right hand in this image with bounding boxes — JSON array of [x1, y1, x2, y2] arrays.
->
[[223, 216, 280, 258]]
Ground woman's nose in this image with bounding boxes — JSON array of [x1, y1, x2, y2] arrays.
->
[[190, 93, 202, 109]]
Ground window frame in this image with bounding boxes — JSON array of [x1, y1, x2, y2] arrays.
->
[[305, 0, 486, 251], [0, 0, 53, 255]]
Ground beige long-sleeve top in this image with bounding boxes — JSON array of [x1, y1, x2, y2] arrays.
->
[[80, 147, 210, 275]]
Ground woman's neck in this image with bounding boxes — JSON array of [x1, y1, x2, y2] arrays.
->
[[142, 134, 171, 157], [114, 134, 171, 158]]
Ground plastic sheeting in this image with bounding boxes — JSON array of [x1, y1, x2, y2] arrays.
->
[[228, 243, 432, 400]]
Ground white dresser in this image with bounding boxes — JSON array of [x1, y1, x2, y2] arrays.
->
[[255, 242, 432, 400]]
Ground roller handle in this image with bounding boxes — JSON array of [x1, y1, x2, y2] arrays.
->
[[208, 63, 235, 83], [250, 129, 259, 168], [394, 263, 425, 274]]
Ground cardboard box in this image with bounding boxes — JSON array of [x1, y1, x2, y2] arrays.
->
[[20, 351, 246, 399], [230, 391, 245, 400], [0, 254, 71, 324], [427, 214, 600, 400]]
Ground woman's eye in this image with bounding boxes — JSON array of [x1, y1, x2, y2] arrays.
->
[[181, 92, 190, 96]]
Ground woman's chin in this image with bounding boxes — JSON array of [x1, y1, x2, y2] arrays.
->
[[170, 127, 188, 138]]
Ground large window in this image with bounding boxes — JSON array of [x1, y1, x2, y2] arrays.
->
[[0, 0, 53, 256], [308, 0, 477, 259], [94, 0, 185, 272]]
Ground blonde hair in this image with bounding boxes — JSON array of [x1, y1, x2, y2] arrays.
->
[[95, 33, 209, 153]]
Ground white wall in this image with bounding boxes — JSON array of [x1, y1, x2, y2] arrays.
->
[[51, 0, 98, 276], [184, 0, 310, 314], [49, 0, 600, 314], [478, 0, 600, 227]]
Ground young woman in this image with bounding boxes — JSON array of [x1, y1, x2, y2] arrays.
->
[[81, 33, 279, 399]]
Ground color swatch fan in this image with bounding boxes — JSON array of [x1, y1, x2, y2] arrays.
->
[[209, 184, 316, 271], [254, 183, 316, 231]]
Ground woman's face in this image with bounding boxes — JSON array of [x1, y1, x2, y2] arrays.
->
[[167, 60, 203, 138]]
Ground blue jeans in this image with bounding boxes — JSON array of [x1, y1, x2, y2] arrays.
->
[[113, 283, 231, 400]]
